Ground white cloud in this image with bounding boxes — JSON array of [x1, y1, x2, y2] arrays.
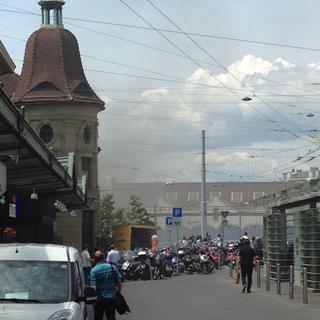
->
[[98, 55, 320, 186]]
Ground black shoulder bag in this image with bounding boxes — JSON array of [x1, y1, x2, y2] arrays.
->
[[111, 265, 131, 315]]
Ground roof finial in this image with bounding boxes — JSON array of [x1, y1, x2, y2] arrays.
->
[[38, 0, 65, 28]]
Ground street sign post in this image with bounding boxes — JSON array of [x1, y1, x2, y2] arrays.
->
[[172, 208, 183, 244], [172, 208, 182, 218], [166, 216, 174, 245], [166, 216, 174, 228]]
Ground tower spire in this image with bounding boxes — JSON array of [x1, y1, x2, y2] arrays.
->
[[39, 0, 65, 28]]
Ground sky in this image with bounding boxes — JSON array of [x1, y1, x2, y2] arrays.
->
[[2, 0, 320, 188]]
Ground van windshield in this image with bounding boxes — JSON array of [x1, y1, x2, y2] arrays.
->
[[0, 261, 70, 303]]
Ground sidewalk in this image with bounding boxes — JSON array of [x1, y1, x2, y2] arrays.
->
[[229, 266, 320, 310], [120, 267, 320, 320]]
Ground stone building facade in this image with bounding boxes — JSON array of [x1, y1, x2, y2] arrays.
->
[[11, 0, 104, 249]]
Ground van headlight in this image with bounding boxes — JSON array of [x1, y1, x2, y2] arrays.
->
[[47, 309, 74, 320]]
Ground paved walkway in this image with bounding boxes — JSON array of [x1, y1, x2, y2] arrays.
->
[[120, 267, 320, 320]]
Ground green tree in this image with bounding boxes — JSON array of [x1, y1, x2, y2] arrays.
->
[[127, 195, 155, 226], [100, 194, 128, 248]]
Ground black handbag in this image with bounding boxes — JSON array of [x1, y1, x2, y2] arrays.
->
[[114, 292, 131, 315], [111, 265, 131, 315]]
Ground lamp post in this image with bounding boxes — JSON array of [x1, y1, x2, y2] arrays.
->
[[220, 211, 229, 241], [200, 130, 207, 239]]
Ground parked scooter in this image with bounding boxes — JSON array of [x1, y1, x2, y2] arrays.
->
[[121, 250, 151, 281]]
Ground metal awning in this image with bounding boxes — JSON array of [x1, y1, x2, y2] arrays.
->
[[0, 88, 86, 209], [251, 179, 320, 210]]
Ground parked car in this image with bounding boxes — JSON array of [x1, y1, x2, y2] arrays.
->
[[0, 243, 96, 320]]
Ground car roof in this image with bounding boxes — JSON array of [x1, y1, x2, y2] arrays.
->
[[0, 243, 80, 262]]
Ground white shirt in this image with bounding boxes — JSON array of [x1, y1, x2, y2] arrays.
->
[[107, 249, 120, 264], [81, 249, 92, 268]]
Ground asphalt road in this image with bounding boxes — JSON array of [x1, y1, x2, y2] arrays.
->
[[116, 267, 320, 320]]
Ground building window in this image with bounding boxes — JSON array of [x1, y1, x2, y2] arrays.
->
[[81, 157, 92, 188], [209, 192, 221, 200], [39, 124, 54, 144], [83, 126, 91, 144], [166, 192, 177, 203], [253, 192, 265, 200], [231, 192, 242, 202], [187, 192, 200, 202]]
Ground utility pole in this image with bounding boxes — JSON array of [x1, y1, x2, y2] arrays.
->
[[200, 130, 207, 239]]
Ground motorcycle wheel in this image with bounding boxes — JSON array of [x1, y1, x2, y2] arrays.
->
[[185, 266, 193, 274]]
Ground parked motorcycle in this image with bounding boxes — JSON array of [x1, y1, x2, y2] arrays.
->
[[200, 252, 214, 274]]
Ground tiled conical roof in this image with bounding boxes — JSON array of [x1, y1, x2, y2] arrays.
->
[[13, 27, 104, 108]]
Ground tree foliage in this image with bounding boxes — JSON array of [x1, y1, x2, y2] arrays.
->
[[100, 194, 155, 247], [100, 194, 127, 247], [127, 195, 155, 226]]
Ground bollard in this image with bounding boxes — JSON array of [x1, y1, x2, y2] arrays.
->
[[303, 268, 308, 304], [277, 263, 281, 295], [256, 261, 261, 288], [266, 262, 270, 292], [229, 265, 233, 278], [289, 265, 294, 299]]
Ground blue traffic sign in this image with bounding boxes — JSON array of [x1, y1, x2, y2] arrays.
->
[[166, 217, 174, 226], [172, 208, 182, 218]]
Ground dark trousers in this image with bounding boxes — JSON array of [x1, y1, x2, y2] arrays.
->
[[241, 264, 253, 291], [94, 299, 116, 320], [83, 267, 91, 285]]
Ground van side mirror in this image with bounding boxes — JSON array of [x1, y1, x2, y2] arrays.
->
[[84, 286, 96, 298]]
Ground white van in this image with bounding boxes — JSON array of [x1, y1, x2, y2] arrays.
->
[[0, 243, 95, 320]]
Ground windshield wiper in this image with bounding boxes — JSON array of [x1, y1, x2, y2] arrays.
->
[[0, 298, 43, 303]]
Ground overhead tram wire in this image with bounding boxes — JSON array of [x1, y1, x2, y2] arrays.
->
[[84, 68, 246, 92], [1, 6, 320, 99], [1, 11, 319, 97], [144, 1, 318, 141], [2, 4, 320, 54], [105, 111, 302, 134], [3, 3, 320, 100], [145, 0, 317, 144], [5, 41, 320, 125], [2, 8, 319, 128], [109, 98, 314, 128], [120, 0, 315, 145], [6, 48, 317, 109], [82, 52, 320, 97], [68, 24, 320, 97], [3, 5, 318, 180]]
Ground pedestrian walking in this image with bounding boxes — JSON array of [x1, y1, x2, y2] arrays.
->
[[81, 244, 93, 285], [238, 236, 256, 294], [90, 250, 122, 320], [107, 244, 120, 265]]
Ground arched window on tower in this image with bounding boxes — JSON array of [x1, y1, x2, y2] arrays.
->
[[83, 126, 91, 144], [39, 124, 54, 144]]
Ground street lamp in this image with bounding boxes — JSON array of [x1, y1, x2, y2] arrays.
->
[[220, 211, 229, 241]]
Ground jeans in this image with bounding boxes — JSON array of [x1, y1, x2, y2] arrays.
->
[[241, 264, 253, 292], [94, 299, 116, 320]]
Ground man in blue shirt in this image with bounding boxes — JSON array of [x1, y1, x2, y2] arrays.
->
[[90, 251, 122, 320]]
